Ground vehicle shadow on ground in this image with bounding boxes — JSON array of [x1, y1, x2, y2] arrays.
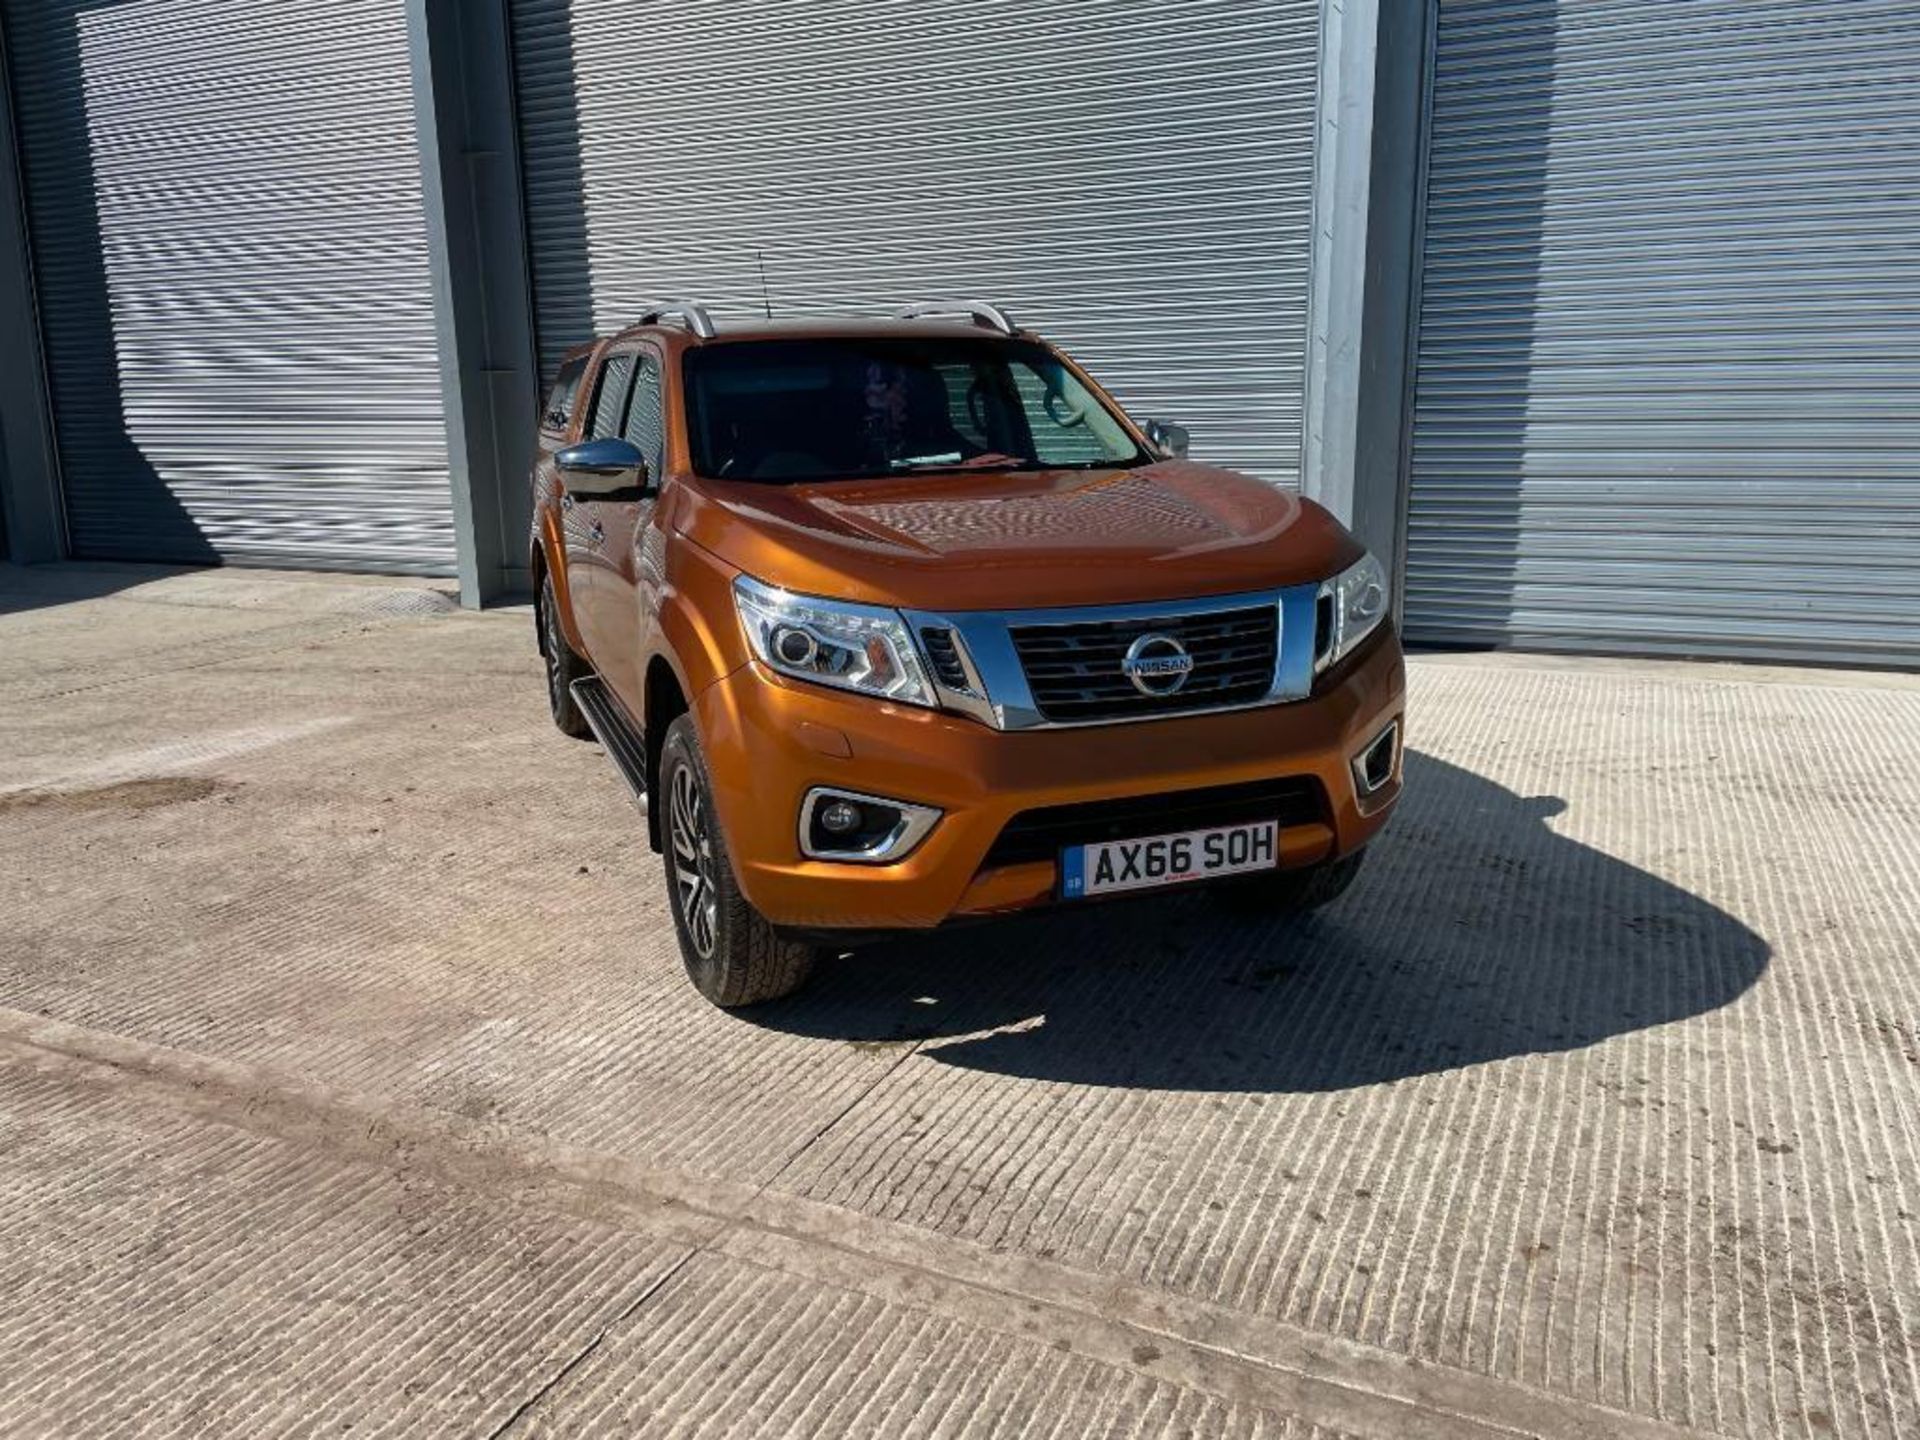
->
[[748, 751, 1771, 1092]]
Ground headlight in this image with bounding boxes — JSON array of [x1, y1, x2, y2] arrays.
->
[[1317, 550, 1390, 672], [733, 574, 935, 707]]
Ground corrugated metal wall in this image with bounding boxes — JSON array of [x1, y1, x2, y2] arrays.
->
[[3, 0, 456, 573], [508, 0, 1322, 487], [1406, 0, 1920, 665]]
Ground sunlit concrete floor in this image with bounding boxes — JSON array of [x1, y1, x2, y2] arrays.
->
[[1, 561, 1916, 1440]]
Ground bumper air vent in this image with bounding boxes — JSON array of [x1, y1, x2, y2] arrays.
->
[[919, 626, 973, 693], [1313, 588, 1335, 671], [982, 775, 1327, 869]]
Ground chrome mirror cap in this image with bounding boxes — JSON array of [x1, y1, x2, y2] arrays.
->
[[1143, 419, 1191, 459], [556, 437, 649, 496]]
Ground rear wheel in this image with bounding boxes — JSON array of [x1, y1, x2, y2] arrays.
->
[[1222, 848, 1368, 914], [539, 572, 592, 738], [659, 715, 816, 1007]]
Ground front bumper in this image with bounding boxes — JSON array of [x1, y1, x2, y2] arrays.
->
[[693, 627, 1406, 931]]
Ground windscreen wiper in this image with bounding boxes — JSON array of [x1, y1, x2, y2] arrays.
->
[[888, 453, 1047, 475]]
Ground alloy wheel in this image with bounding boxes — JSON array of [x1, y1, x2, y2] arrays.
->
[[669, 762, 719, 959]]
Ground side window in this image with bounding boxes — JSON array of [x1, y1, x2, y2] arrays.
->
[[543, 357, 588, 431], [621, 354, 666, 475], [587, 353, 636, 439]]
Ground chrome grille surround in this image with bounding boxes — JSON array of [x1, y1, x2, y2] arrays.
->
[[906, 586, 1321, 731]]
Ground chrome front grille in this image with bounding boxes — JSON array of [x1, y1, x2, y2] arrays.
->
[[1008, 605, 1278, 722], [902, 586, 1317, 732]]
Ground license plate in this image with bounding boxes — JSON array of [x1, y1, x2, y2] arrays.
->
[[1061, 820, 1279, 899]]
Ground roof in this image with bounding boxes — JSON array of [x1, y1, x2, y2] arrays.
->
[[613, 315, 1033, 346]]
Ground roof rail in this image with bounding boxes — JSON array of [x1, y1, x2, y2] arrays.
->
[[896, 300, 1017, 336], [636, 300, 717, 340]]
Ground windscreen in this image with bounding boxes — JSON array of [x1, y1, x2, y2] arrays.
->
[[682, 337, 1150, 483]]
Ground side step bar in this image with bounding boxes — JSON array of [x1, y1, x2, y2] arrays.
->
[[570, 676, 649, 814]]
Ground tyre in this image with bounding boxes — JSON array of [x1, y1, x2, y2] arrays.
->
[[1222, 847, 1368, 915], [538, 571, 592, 739], [658, 714, 817, 1006]]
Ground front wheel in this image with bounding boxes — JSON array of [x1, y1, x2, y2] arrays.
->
[[659, 715, 817, 1007], [1222, 847, 1368, 915]]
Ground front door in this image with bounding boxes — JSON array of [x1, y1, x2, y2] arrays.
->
[[586, 347, 668, 712], [568, 349, 638, 669]]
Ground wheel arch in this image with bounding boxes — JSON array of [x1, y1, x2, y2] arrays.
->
[[531, 515, 588, 658], [643, 656, 689, 852], [530, 539, 549, 656]]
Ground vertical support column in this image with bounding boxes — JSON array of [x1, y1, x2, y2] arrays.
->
[[1301, 0, 1432, 613], [0, 12, 66, 565], [406, 0, 539, 607]]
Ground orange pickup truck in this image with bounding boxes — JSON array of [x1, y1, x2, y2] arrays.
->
[[530, 301, 1404, 1006]]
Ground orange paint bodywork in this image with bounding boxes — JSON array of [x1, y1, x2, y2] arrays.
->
[[531, 318, 1404, 932], [692, 635, 1402, 930]]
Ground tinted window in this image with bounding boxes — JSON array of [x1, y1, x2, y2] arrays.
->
[[623, 354, 665, 475], [682, 338, 1148, 483], [543, 357, 588, 431], [587, 353, 636, 440], [933, 360, 991, 451]]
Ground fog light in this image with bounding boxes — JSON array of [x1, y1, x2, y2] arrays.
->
[[800, 787, 942, 863], [819, 799, 862, 834]]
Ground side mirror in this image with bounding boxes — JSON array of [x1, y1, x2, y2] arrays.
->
[[1144, 419, 1191, 460], [556, 437, 650, 498]]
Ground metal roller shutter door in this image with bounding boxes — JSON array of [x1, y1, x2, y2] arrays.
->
[[3, 0, 456, 574], [1406, 0, 1920, 666], [508, 0, 1321, 487]]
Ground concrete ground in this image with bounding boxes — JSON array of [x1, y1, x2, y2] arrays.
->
[[1, 561, 1916, 1440]]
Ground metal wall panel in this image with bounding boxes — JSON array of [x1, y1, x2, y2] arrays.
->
[[3, 0, 456, 573], [508, 0, 1322, 487], [1406, 0, 1920, 665]]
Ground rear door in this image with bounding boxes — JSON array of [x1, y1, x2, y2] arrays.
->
[[535, 351, 591, 634], [539, 354, 589, 454]]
